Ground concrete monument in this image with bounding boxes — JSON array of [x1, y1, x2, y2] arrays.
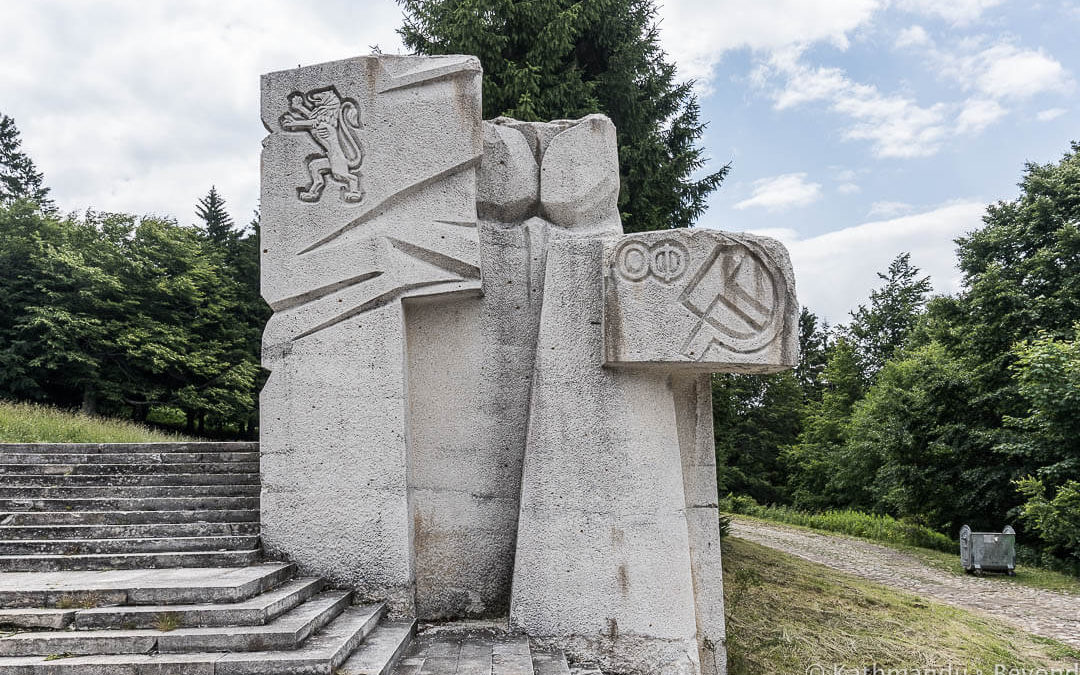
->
[[261, 54, 798, 675]]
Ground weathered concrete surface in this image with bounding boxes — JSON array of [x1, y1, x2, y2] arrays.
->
[[510, 237, 701, 675], [673, 374, 726, 675], [604, 229, 798, 373], [260, 54, 484, 611]]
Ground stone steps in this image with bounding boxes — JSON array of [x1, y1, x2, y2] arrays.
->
[[0, 462, 260, 475], [0, 549, 263, 572], [0, 563, 295, 608], [0, 473, 261, 486], [0, 496, 259, 512], [0, 534, 260, 556], [0, 591, 355, 656], [0, 443, 416, 673], [0, 485, 259, 499], [0, 565, 413, 675], [0, 522, 260, 540], [73, 577, 324, 629], [1, 509, 258, 526], [0, 443, 258, 455], [0, 453, 259, 465]]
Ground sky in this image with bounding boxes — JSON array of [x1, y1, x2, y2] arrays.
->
[[1, 0, 1077, 322]]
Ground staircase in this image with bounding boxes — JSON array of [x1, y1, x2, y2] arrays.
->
[[0, 442, 414, 674]]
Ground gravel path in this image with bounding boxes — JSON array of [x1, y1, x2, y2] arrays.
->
[[730, 518, 1080, 648]]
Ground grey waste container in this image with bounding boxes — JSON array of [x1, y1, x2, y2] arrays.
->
[[959, 524, 1016, 575]]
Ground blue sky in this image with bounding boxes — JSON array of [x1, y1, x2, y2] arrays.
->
[[1, 0, 1077, 321]]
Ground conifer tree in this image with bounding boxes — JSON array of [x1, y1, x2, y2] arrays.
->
[[195, 186, 235, 244], [397, 0, 728, 232], [0, 113, 53, 211]]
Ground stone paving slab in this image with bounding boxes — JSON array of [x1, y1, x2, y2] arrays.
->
[[731, 518, 1080, 649], [391, 626, 569, 675], [0, 563, 294, 607]]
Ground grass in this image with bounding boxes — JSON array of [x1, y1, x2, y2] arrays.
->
[[894, 542, 1080, 596], [153, 612, 181, 632], [723, 536, 1080, 674], [720, 494, 955, 553], [0, 400, 193, 443], [728, 509, 1080, 597]]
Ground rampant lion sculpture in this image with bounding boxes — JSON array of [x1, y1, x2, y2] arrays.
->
[[279, 86, 365, 204]]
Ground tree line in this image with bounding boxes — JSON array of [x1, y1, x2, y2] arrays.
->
[[715, 143, 1080, 572], [0, 114, 267, 436]]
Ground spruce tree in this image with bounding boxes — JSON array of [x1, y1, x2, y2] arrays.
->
[[397, 0, 728, 232], [195, 186, 235, 245], [0, 113, 53, 211]]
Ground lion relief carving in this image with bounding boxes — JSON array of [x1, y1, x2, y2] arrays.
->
[[279, 86, 365, 204]]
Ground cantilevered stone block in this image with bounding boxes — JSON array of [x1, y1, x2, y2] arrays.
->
[[603, 229, 798, 373]]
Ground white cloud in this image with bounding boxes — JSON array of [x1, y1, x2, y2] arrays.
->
[[895, 25, 931, 48], [734, 173, 823, 211], [837, 182, 861, 195], [760, 53, 950, 158], [656, 0, 883, 87], [747, 201, 986, 321], [1036, 107, 1068, 121], [867, 200, 914, 218], [0, 0, 405, 222], [936, 42, 1073, 100], [897, 0, 1006, 24], [955, 98, 1008, 134]]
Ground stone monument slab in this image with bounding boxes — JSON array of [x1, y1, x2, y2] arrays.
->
[[603, 230, 798, 373]]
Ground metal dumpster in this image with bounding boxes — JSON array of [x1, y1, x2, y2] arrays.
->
[[959, 524, 1016, 575]]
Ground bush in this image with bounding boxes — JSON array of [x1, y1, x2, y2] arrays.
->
[[719, 493, 955, 553]]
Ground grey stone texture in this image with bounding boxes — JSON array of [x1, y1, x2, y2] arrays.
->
[[604, 229, 798, 373], [261, 53, 800, 675]]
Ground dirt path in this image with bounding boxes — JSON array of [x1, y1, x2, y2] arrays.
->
[[730, 518, 1080, 649]]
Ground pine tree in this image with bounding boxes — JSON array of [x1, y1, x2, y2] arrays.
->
[[195, 186, 235, 244], [0, 114, 53, 211], [397, 0, 728, 232]]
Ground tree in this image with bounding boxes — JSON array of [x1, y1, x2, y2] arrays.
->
[[715, 309, 830, 505], [846, 343, 995, 532], [195, 186, 235, 245], [397, 0, 728, 232], [952, 142, 1080, 420], [848, 252, 932, 381], [0, 113, 53, 211], [783, 336, 865, 511], [1003, 325, 1080, 488]]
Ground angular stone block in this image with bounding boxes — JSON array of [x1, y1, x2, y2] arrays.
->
[[478, 122, 539, 223], [603, 229, 798, 373], [539, 114, 620, 232]]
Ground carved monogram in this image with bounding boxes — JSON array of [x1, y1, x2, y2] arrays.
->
[[280, 86, 365, 204], [679, 242, 786, 357]]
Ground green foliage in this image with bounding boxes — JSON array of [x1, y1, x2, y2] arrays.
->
[[1015, 478, 1080, 564], [0, 400, 191, 443], [714, 309, 829, 504], [0, 196, 265, 436], [1003, 325, 1080, 485], [783, 337, 864, 511], [952, 142, 1080, 421], [0, 113, 52, 211], [397, 0, 728, 232], [719, 494, 955, 553], [848, 252, 932, 380], [847, 344, 998, 533]]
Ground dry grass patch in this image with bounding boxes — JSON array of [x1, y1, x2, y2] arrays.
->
[[723, 537, 1080, 674]]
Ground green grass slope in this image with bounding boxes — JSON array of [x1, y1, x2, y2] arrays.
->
[[0, 401, 193, 443], [723, 537, 1080, 674]]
